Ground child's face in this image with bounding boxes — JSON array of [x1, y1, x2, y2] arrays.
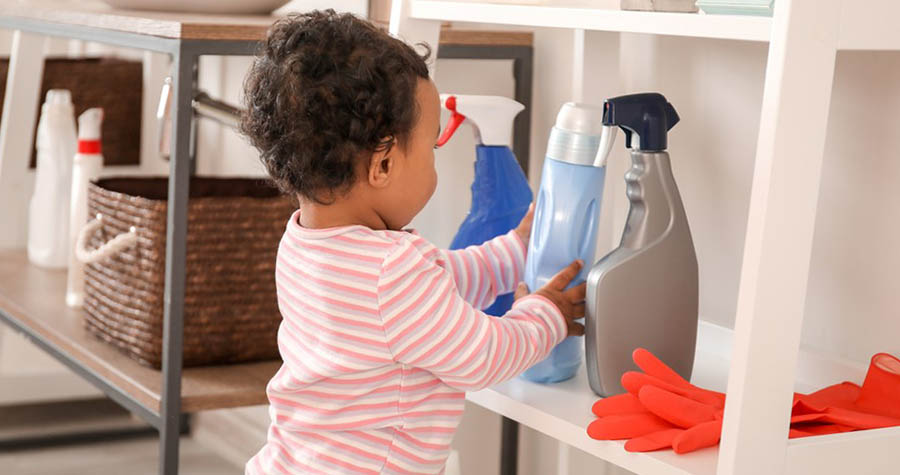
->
[[376, 78, 440, 230]]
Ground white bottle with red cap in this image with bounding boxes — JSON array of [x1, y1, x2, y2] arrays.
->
[[27, 89, 77, 268], [66, 108, 104, 308]]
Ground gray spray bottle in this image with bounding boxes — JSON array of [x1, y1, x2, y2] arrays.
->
[[585, 93, 699, 397]]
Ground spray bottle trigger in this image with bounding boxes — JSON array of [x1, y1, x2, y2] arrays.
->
[[623, 129, 634, 149], [436, 95, 466, 148]]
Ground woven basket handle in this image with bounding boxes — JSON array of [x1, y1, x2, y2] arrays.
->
[[75, 214, 138, 264]]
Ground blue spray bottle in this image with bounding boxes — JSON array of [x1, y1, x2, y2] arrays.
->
[[437, 94, 533, 315], [520, 103, 608, 383]]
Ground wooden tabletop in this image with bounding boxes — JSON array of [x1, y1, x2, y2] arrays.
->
[[439, 29, 533, 47], [0, 2, 538, 45], [0, 250, 280, 413], [0, 1, 278, 41]]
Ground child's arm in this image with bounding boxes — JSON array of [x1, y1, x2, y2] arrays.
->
[[439, 204, 533, 309], [379, 240, 581, 391], [439, 230, 526, 309]]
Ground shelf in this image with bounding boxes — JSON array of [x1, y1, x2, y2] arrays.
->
[[467, 322, 728, 475], [411, 0, 773, 43], [411, 0, 900, 51], [0, 250, 279, 419], [466, 321, 881, 475], [0, 1, 275, 41], [470, 370, 717, 475]]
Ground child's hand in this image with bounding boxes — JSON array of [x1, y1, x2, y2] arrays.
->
[[514, 260, 586, 337], [515, 202, 535, 244]]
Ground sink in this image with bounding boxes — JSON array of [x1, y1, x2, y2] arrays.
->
[[100, 0, 292, 14]]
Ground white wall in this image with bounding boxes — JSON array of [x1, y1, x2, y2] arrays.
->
[[804, 50, 900, 363]]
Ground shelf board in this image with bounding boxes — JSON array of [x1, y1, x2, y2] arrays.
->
[[0, 250, 279, 416], [413, 0, 900, 51], [440, 28, 534, 47], [411, 0, 773, 43], [468, 370, 718, 475], [467, 324, 726, 475], [466, 321, 874, 475]]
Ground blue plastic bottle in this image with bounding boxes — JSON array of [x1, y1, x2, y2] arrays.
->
[[450, 145, 533, 315], [521, 103, 607, 383], [437, 94, 532, 315]]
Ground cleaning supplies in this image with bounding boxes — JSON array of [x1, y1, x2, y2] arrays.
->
[[587, 348, 725, 453], [520, 103, 607, 383], [66, 108, 104, 308], [27, 89, 77, 268], [436, 94, 533, 316], [585, 93, 698, 397]]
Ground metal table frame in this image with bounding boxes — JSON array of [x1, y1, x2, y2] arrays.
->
[[0, 16, 260, 475]]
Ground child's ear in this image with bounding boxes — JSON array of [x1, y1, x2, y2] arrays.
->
[[367, 137, 398, 188]]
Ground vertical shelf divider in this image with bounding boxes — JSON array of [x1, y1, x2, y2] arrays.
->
[[718, 0, 842, 473]]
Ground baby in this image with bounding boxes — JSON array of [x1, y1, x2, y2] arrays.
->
[[242, 10, 585, 475]]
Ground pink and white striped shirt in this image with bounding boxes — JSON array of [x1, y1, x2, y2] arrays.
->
[[246, 210, 566, 474]]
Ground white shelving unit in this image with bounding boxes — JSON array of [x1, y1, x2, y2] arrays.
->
[[392, 1, 900, 474], [404, 0, 900, 49], [467, 321, 887, 475], [410, 0, 772, 42], [468, 323, 732, 475]]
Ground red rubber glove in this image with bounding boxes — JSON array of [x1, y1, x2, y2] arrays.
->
[[791, 353, 900, 430], [788, 382, 860, 437], [855, 353, 900, 419], [588, 393, 673, 439], [629, 385, 724, 453], [587, 349, 727, 453], [587, 350, 900, 454]]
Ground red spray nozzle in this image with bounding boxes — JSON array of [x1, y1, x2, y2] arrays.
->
[[436, 95, 466, 148]]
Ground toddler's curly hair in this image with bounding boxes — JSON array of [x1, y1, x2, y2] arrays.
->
[[241, 10, 431, 203]]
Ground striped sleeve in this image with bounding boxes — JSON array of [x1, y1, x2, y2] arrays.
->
[[378, 238, 566, 391], [438, 230, 527, 309]]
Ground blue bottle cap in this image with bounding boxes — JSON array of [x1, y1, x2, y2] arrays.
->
[[546, 102, 605, 167]]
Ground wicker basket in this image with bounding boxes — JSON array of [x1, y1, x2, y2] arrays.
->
[[80, 177, 295, 368]]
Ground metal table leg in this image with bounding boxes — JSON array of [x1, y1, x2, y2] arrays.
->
[[511, 47, 533, 177], [159, 45, 195, 475], [500, 418, 520, 475]]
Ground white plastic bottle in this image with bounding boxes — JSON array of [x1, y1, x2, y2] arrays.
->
[[66, 108, 104, 308], [27, 89, 77, 268]]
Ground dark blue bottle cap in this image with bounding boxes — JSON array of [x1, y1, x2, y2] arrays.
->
[[602, 93, 679, 152]]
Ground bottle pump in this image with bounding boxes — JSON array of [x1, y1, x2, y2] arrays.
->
[[437, 94, 533, 316], [585, 93, 699, 397]]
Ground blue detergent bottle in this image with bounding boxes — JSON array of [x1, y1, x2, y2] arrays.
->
[[520, 103, 608, 383], [437, 94, 533, 315]]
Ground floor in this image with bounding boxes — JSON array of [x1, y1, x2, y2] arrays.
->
[[0, 437, 243, 475], [0, 398, 242, 475]]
